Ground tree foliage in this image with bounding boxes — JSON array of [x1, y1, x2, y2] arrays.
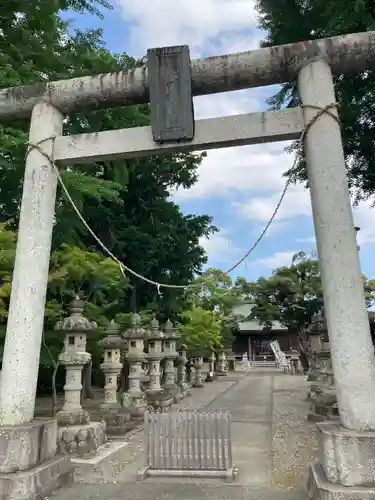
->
[[0, 1, 217, 321], [250, 252, 323, 331], [177, 305, 222, 353], [249, 251, 375, 331], [255, 0, 375, 202], [177, 268, 245, 352]]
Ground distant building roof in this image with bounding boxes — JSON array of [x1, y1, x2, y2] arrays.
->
[[232, 302, 287, 333]]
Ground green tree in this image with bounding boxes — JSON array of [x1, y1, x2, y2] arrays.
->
[[0, 220, 128, 394], [250, 252, 323, 332], [177, 305, 222, 354], [255, 0, 375, 202], [182, 268, 246, 350], [249, 251, 375, 365], [0, 1, 217, 320]]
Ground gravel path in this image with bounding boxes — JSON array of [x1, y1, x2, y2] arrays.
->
[[271, 375, 319, 490]]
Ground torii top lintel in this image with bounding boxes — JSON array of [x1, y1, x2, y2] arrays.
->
[[0, 30, 374, 122]]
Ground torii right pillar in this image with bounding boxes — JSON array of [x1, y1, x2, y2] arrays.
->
[[299, 59, 375, 499]]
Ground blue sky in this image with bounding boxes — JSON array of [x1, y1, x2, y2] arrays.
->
[[62, 1, 375, 282]]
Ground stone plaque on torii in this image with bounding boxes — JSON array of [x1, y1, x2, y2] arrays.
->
[[0, 31, 375, 500]]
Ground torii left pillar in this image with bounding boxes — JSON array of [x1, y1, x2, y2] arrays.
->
[[0, 102, 72, 500]]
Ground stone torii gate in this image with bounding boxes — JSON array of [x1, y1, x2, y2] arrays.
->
[[0, 31, 375, 500]]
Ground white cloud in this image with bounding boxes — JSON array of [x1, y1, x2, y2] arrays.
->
[[116, 0, 258, 57], [172, 89, 294, 201], [297, 236, 316, 244], [256, 251, 297, 269], [353, 202, 375, 246], [236, 185, 375, 249], [199, 231, 240, 265], [114, 0, 375, 259], [235, 184, 311, 222]]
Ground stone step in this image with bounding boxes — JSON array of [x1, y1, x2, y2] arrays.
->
[[251, 361, 279, 368]]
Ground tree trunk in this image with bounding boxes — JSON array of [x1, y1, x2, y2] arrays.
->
[[297, 334, 309, 373], [82, 359, 95, 400], [119, 362, 129, 392], [130, 286, 137, 313]]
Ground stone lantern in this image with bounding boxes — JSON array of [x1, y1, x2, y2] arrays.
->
[[99, 320, 123, 411], [193, 354, 204, 388], [146, 317, 164, 395], [55, 297, 107, 457], [162, 319, 181, 402], [123, 313, 147, 417], [99, 320, 133, 435], [55, 296, 95, 426]]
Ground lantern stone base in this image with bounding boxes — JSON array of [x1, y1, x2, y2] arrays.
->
[[57, 408, 90, 427], [71, 440, 129, 483], [317, 422, 375, 486], [307, 422, 375, 500], [123, 391, 147, 419], [0, 418, 73, 500], [58, 421, 106, 458], [193, 379, 204, 388], [102, 409, 135, 436], [308, 462, 375, 500], [163, 384, 182, 403], [179, 383, 190, 397], [308, 388, 338, 422], [146, 389, 174, 411]]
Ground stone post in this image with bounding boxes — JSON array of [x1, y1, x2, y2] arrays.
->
[[206, 351, 216, 381], [123, 314, 147, 418], [99, 321, 123, 411], [0, 102, 64, 427], [217, 351, 228, 376], [193, 356, 204, 388], [55, 297, 106, 458], [162, 319, 181, 402], [306, 311, 325, 387], [0, 107, 72, 494], [176, 344, 189, 396], [299, 59, 375, 500], [299, 58, 375, 431]]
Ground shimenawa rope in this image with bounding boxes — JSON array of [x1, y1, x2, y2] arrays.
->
[[24, 103, 339, 291]]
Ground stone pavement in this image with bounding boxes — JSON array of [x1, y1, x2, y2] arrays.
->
[[51, 369, 316, 500]]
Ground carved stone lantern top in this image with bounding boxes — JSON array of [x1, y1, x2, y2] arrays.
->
[[148, 316, 165, 341], [100, 320, 123, 350], [163, 318, 180, 340], [55, 296, 97, 334], [310, 309, 327, 334], [123, 313, 148, 340]]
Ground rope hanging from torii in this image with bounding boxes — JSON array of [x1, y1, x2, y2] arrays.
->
[[24, 101, 340, 291]]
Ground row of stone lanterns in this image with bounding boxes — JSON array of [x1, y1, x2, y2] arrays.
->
[[55, 297, 229, 456]]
